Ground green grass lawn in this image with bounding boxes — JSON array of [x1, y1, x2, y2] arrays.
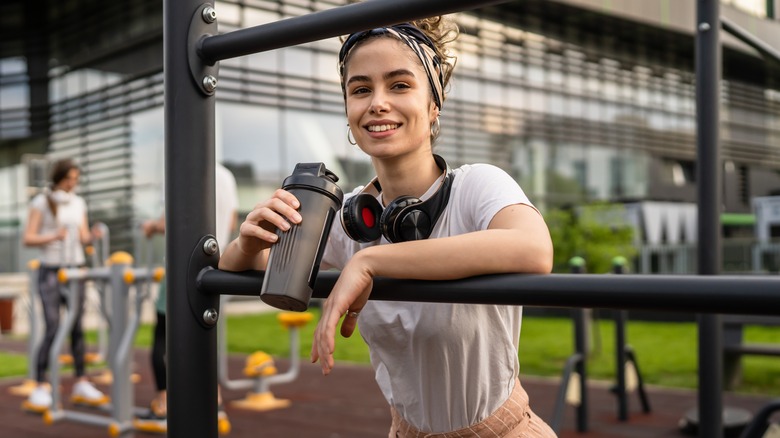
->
[[2, 312, 779, 396]]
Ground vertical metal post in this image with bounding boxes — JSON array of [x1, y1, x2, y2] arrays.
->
[[569, 258, 588, 433], [573, 308, 588, 432], [612, 260, 628, 421], [696, 1, 723, 437], [27, 262, 41, 383], [164, 0, 219, 436], [109, 261, 133, 433]]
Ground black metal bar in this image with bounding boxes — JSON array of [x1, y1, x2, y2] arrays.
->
[[550, 353, 583, 434], [612, 261, 629, 421], [198, 269, 780, 317], [567, 260, 588, 433], [198, 0, 511, 64], [164, 0, 219, 437], [739, 399, 780, 438], [573, 309, 588, 432], [721, 17, 780, 64], [626, 349, 652, 413], [696, 1, 723, 437], [615, 309, 628, 420]]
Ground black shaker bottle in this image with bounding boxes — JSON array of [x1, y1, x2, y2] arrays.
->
[[260, 163, 344, 311]]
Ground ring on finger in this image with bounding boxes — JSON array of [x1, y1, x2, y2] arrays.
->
[[346, 311, 359, 318]]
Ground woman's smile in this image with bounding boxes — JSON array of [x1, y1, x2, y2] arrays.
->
[[367, 123, 399, 133]]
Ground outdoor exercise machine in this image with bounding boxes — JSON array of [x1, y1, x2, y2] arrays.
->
[[7, 258, 43, 397], [59, 222, 112, 379], [549, 257, 651, 435], [721, 199, 780, 392], [609, 257, 651, 422], [10, 222, 112, 398], [163, 0, 780, 437], [550, 257, 589, 435], [37, 251, 162, 437], [217, 296, 313, 412]]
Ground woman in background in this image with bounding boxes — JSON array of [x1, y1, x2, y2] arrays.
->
[[24, 158, 107, 409]]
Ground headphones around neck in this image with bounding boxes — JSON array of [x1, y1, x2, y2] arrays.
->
[[341, 154, 454, 243]]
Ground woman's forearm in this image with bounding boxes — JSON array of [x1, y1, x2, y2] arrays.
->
[[355, 228, 553, 281], [218, 238, 270, 271], [23, 233, 59, 247]]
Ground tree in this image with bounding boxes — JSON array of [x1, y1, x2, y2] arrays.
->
[[545, 203, 637, 274]]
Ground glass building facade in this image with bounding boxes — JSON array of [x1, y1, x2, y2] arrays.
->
[[1, 0, 779, 272]]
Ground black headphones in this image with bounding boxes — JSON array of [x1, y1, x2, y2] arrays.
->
[[341, 154, 454, 243]]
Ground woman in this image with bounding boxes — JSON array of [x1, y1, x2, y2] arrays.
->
[[220, 17, 556, 437], [24, 158, 107, 409]]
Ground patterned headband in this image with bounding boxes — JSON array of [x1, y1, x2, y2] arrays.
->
[[338, 23, 444, 111]]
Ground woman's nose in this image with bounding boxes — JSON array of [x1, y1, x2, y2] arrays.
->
[[369, 91, 390, 114]]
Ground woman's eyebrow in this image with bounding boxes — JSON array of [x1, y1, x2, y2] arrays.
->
[[384, 69, 415, 80], [346, 75, 370, 87], [346, 69, 416, 87]]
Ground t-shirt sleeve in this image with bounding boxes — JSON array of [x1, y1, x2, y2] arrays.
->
[[77, 196, 88, 215], [30, 194, 47, 213], [320, 188, 361, 271], [457, 164, 534, 232]]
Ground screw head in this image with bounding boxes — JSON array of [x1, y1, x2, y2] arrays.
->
[[202, 6, 217, 23], [202, 75, 217, 93], [203, 238, 219, 255], [203, 308, 219, 325], [203, 75, 217, 93]]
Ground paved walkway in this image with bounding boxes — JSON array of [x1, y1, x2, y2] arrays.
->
[[1, 337, 776, 437]]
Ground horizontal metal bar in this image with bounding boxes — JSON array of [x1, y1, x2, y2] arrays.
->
[[198, 269, 780, 316], [58, 267, 112, 282], [199, 0, 511, 65], [721, 17, 780, 64]]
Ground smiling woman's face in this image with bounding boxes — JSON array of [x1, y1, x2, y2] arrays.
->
[[343, 37, 438, 159]]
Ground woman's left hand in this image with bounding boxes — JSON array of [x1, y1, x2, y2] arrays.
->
[[311, 255, 374, 375]]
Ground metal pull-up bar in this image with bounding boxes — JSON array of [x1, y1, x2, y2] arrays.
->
[[164, 0, 735, 437], [721, 16, 780, 64], [197, 0, 510, 65], [198, 269, 780, 318]]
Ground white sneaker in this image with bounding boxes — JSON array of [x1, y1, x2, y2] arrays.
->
[[71, 380, 108, 405], [27, 385, 52, 409]]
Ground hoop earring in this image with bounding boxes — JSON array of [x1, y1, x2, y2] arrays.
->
[[430, 117, 441, 139], [347, 126, 357, 145]]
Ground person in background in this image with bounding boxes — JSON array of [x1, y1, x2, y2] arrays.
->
[[219, 17, 556, 438], [24, 158, 108, 409], [140, 162, 239, 419]]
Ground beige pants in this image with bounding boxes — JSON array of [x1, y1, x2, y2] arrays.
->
[[389, 379, 557, 438]]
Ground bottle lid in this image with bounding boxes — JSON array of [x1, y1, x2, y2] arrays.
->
[[281, 163, 344, 205]]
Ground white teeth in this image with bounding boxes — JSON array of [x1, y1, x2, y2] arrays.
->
[[367, 124, 398, 132]]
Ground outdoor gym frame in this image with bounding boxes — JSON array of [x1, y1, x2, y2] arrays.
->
[[164, 1, 778, 438]]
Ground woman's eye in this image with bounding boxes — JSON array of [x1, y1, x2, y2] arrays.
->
[[392, 82, 411, 90], [351, 86, 370, 95]]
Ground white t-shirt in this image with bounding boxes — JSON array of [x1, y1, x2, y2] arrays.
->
[[215, 163, 238, 252], [29, 190, 88, 266], [322, 163, 533, 433]]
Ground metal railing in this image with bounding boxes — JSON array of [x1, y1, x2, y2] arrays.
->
[[163, 1, 772, 437]]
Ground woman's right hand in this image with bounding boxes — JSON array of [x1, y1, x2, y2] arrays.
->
[[235, 189, 302, 257], [54, 227, 68, 242]]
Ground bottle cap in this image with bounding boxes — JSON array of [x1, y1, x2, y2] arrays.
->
[[281, 163, 343, 205]]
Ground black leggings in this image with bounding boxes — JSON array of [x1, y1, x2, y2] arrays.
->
[[36, 266, 87, 382], [151, 312, 167, 391]]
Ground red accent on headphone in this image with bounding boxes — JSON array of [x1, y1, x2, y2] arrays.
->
[[361, 207, 375, 228]]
